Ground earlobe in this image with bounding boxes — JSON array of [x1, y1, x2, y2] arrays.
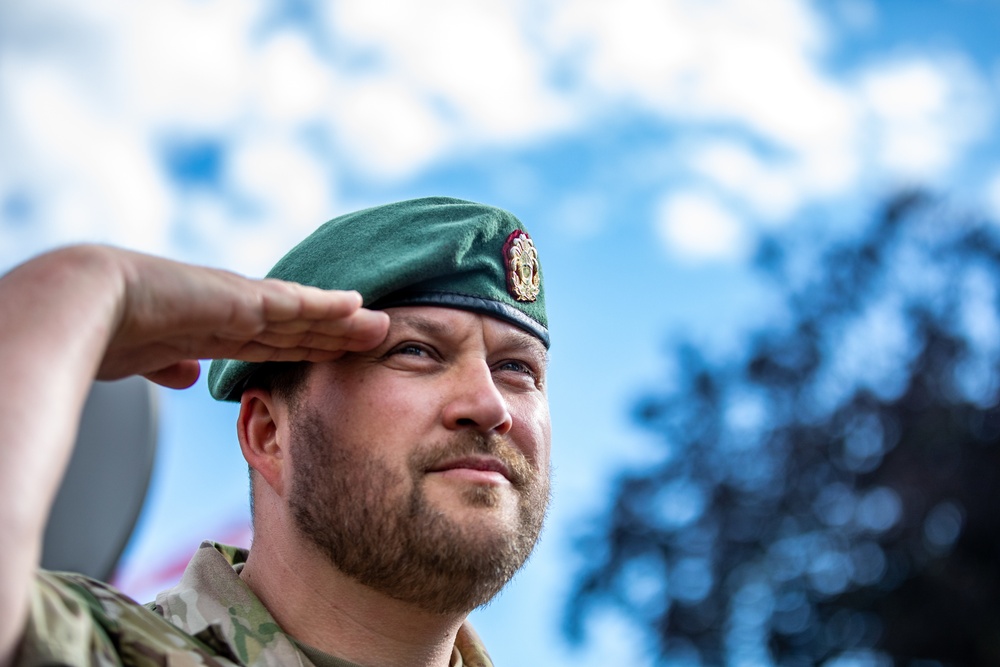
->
[[238, 389, 287, 497]]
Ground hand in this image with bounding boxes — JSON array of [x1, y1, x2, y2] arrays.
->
[[95, 247, 391, 388]]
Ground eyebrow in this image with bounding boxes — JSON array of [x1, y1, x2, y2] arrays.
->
[[495, 328, 550, 365], [389, 312, 452, 338]]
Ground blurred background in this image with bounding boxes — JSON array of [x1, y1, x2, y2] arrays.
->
[[4, 1, 1000, 665]]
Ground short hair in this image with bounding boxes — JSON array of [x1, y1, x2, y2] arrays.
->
[[241, 361, 310, 403]]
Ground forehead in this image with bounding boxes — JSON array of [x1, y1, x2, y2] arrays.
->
[[382, 306, 548, 357]]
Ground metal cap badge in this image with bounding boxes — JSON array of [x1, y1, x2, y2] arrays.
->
[[504, 230, 540, 302]]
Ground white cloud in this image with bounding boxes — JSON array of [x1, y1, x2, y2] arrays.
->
[[0, 0, 344, 269], [176, 189, 323, 277], [173, 194, 268, 276], [545, 0, 992, 253], [119, 0, 259, 130], [329, 76, 452, 178], [326, 0, 569, 149], [0, 50, 171, 253], [254, 31, 336, 125], [548, 0, 854, 152], [227, 135, 336, 234], [656, 191, 747, 261], [547, 0, 862, 228], [690, 141, 801, 220], [547, 0, 690, 99], [858, 55, 993, 178]]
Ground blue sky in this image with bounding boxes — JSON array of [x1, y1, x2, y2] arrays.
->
[[3, 1, 1000, 665]]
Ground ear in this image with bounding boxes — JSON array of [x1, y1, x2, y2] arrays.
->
[[238, 388, 290, 498]]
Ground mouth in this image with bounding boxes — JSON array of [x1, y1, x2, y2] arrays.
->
[[426, 455, 514, 485]]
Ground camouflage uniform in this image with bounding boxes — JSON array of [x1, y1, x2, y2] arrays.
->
[[16, 541, 494, 667]]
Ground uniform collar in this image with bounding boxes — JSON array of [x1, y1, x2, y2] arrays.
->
[[155, 541, 494, 667]]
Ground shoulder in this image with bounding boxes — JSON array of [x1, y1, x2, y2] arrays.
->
[[16, 570, 241, 667]]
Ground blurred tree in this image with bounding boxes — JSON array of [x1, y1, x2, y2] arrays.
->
[[567, 192, 1000, 666]]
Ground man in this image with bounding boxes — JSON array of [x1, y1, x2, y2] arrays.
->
[[0, 197, 552, 667]]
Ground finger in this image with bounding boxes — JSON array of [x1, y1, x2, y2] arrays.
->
[[219, 309, 389, 352], [245, 331, 377, 353], [222, 342, 350, 363], [142, 360, 202, 389], [263, 308, 381, 335], [258, 282, 364, 323], [271, 310, 389, 346], [213, 284, 370, 342], [307, 308, 390, 349]]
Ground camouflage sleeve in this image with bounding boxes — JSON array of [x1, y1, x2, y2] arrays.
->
[[13, 571, 238, 667], [14, 570, 125, 666]]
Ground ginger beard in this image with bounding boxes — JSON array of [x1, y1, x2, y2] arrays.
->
[[287, 405, 550, 614]]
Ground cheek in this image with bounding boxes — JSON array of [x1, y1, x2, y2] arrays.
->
[[511, 399, 551, 469], [367, 384, 441, 434], [328, 378, 441, 446]]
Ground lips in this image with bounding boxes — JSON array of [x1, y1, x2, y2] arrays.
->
[[427, 455, 514, 483]]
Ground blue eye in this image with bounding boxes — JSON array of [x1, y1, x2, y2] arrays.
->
[[394, 344, 428, 357], [497, 360, 534, 376]]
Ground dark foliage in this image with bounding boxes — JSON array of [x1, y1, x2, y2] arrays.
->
[[567, 192, 1000, 666]]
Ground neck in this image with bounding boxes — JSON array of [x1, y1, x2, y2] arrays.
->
[[240, 528, 466, 667]]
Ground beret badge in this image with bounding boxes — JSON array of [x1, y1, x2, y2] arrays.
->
[[503, 230, 541, 302]]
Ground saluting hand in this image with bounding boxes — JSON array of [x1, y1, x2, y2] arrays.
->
[[95, 247, 390, 388]]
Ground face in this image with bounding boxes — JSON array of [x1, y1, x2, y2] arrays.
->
[[285, 306, 551, 614]]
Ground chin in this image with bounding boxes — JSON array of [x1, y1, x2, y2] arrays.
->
[[462, 483, 502, 507]]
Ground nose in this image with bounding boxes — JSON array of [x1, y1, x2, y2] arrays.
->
[[441, 360, 513, 435]]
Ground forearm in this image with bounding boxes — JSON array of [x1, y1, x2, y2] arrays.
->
[[0, 245, 125, 666]]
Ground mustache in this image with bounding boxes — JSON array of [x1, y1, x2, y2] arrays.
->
[[411, 432, 535, 488]]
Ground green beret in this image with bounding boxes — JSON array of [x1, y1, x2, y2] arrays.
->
[[207, 196, 547, 401]]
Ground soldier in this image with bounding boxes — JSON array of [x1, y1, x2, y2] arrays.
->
[[0, 197, 551, 667]]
